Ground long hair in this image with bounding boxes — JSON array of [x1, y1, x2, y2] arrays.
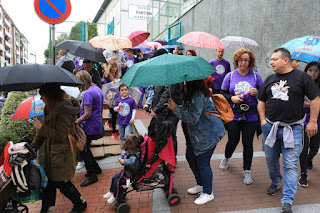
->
[[123, 134, 143, 153], [39, 83, 66, 112], [233, 48, 256, 70], [304, 61, 320, 88], [76, 70, 95, 91], [105, 62, 120, 82], [181, 79, 210, 102]]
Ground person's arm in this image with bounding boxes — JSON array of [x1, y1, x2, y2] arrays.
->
[[257, 100, 267, 126], [76, 105, 92, 123], [306, 96, 320, 137]]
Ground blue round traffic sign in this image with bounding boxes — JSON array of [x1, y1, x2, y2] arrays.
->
[[34, 0, 71, 24]]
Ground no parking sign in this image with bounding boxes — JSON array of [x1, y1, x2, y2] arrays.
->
[[34, 0, 71, 24]]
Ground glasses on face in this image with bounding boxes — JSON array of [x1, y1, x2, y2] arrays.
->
[[238, 59, 250, 62]]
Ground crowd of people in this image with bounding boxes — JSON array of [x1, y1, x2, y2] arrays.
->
[[31, 45, 320, 213]]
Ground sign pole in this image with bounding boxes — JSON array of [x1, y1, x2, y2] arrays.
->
[[52, 24, 56, 65]]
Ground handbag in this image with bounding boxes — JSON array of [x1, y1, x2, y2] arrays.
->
[[68, 123, 86, 151]]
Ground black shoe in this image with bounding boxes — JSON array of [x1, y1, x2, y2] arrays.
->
[[70, 201, 87, 213], [281, 203, 292, 213], [80, 175, 98, 187], [267, 183, 280, 195], [85, 167, 102, 177], [298, 173, 308, 187], [307, 160, 313, 171]]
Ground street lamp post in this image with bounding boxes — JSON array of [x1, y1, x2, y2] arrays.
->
[[30, 52, 36, 64]]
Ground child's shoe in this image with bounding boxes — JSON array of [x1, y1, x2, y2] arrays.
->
[[105, 121, 113, 130], [107, 195, 116, 204], [103, 191, 113, 199]]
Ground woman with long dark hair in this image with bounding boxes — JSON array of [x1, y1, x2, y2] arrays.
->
[[168, 80, 225, 205], [32, 84, 87, 213]]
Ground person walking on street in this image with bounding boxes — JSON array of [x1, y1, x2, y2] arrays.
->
[[258, 48, 320, 213], [31, 84, 87, 213], [219, 48, 263, 185], [76, 71, 104, 187], [209, 49, 231, 94], [298, 61, 320, 187]]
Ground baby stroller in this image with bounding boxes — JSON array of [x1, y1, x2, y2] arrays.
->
[[0, 138, 47, 213], [111, 118, 180, 213]]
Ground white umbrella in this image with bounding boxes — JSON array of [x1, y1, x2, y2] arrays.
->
[[221, 36, 259, 51], [61, 86, 81, 99]]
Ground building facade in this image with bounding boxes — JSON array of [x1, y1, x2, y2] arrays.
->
[[0, 4, 28, 67]]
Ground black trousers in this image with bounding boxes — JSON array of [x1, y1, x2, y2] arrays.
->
[[41, 180, 84, 212], [81, 134, 101, 175], [299, 126, 320, 174], [109, 107, 118, 134], [225, 120, 258, 170]]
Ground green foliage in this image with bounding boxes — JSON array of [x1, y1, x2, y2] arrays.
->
[[44, 33, 68, 60], [0, 92, 36, 142], [0, 132, 20, 155]]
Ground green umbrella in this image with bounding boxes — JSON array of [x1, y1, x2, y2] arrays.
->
[[120, 54, 216, 87]]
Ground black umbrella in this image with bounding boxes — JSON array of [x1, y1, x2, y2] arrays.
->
[[0, 64, 84, 91], [153, 39, 168, 45], [56, 40, 107, 63]]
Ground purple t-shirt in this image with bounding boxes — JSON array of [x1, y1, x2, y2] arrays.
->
[[74, 57, 84, 70], [80, 85, 104, 135], [126, 56, 135, 71], [209, 58, 231, 90], [115, 96, 137, 125], [221, 69, 263, 122], [102, 74, 117, 85]]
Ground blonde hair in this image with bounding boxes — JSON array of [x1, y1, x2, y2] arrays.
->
[[76, 70, 95, 91], [105, 62, 120, 82]]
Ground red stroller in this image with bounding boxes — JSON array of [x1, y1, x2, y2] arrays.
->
[[111, 119, 180, 213]]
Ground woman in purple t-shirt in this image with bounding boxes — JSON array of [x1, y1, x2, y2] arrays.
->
[[76, 71, 104, 187], [219, 48, 263, 185]]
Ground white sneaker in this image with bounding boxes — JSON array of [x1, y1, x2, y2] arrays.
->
[[187, 185, 203, 195], [219, 158, 229, 170], [103, 191, 113, 199], [243, 170, 253, 185], [76, 161, 85, 170], [194, 193, 214, 205], [107, 195, 116, 204]]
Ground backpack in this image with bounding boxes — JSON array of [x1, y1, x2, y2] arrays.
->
[[203, 93, 234, 124]]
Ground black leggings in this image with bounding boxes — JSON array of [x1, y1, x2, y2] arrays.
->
[[299, 126, 320, 174], [109, 107, 118, 134]]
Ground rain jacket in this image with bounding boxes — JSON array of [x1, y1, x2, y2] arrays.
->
[[31, 99, 80, 181], [174, 91, 225, 156]]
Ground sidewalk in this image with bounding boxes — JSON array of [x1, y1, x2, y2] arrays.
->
[[26, 110, 320, 212]]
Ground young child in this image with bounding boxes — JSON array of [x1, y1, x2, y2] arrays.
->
[[103, 134, 143, 203], [114, 84, 137, 151]]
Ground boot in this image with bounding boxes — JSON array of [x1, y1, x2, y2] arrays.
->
[[60, 181, 87, 213], [80, 174, 98, 187]]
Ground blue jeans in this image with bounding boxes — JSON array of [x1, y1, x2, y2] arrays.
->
[[262, 123, 303, 205], [186, 142, 216, 194], [118, 124, 132, 149]]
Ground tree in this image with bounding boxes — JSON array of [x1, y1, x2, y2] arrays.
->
[[0, 92, 36, 141]]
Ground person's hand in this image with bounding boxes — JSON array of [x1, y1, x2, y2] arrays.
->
[[260, 119, 267, 126], [118, 157, 124, 165], [120, 62, 125, 68], [249, 87, 258, 96], [73, 69, 78, 75], [111, 56, 118, 61], [306, 121, 318, 137], [167, 98, 176, 111], [231, 96, 244, 104], [150, 109, 157, 117], [33, 118, 42, 129], [129, 119, 134, 125]]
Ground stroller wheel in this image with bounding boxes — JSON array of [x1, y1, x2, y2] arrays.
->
[[168, 194, 180, 206], [116, 202, 130, 213]]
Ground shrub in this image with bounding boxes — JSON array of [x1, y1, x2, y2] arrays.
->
[[0, 132, 21, 155], [0, 92, 36, 142]]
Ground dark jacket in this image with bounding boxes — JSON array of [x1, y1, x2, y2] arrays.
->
[[31, 99, 80, 182]]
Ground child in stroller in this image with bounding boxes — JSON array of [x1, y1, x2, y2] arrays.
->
[[103, 117, 180, 213], [103, 134, 143, 204]]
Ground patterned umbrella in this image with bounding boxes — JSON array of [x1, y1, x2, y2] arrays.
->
[[139, 41, 163, 50], [89, 35, 132, 51], [127, 30, 150, 47], [11, 95, 45, 120], [133, 46, 153, 52], [221, 36, 259, 51], [280, 36, 320, 63], [177, 31, 225, 49]]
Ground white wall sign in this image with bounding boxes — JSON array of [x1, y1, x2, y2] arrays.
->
[[128, 5, 153, 20]]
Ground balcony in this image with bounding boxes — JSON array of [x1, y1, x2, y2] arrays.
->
[[0, 43, 3, 51], [4, 29, 11, 38], [4, 40, 11, 49], [5, 51, 11, 59], [4, 18, 10, 28], [0, 31, 4, 39]]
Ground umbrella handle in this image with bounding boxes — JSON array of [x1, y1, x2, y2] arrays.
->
[[27, 123, 36, 130]]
